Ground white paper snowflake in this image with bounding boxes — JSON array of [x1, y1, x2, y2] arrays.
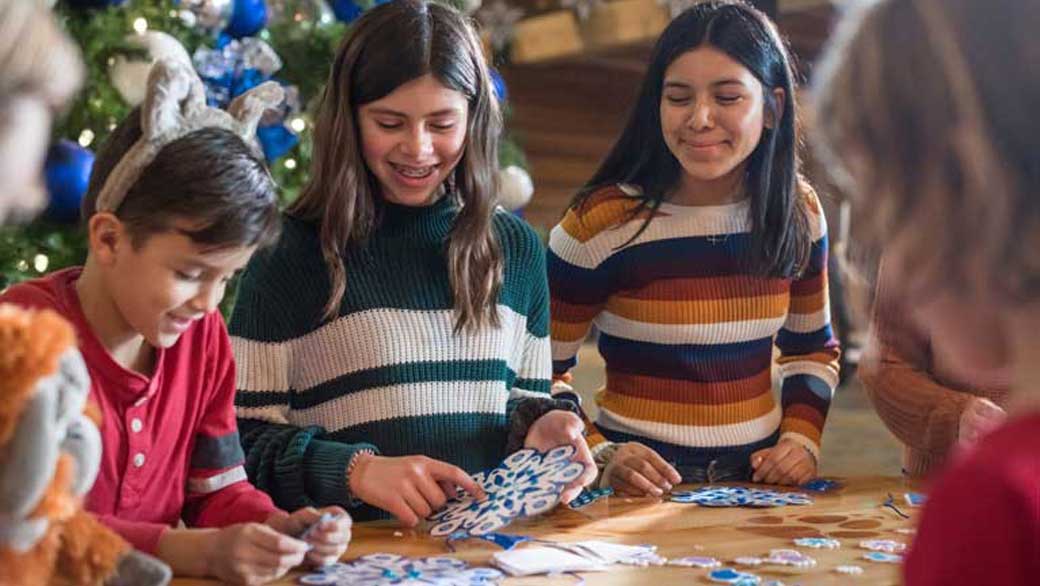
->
[[298, 554, 503, 586], [428, 446, 585, 537]]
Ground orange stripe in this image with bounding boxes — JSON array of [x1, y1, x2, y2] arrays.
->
[[561, 197, 666, 243], [607, 370, 772, 404], [597, 390, 775, 426], [780, 415, 822, 445], [777, 351, 840, 366], [620, 275, 790, 301], [551, 320, 591, 343], [789, 293, 825, 314], [605, 293, 789, 324]]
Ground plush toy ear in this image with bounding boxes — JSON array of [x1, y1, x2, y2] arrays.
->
[[0, 387, 60, 520]]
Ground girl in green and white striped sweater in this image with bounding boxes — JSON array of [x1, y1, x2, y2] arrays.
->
[[228, 0, 595, 527]]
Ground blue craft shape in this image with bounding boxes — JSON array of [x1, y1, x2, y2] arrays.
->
[[429, 446, 585, 537], [298, 554, 502, 585]]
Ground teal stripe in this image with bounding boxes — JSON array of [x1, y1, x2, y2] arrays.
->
[[291, 359, 520, 409]]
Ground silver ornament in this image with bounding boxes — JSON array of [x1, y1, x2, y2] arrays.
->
[[183, 0, 233, 31]]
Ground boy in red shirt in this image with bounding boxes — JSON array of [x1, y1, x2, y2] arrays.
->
[[1, 60, 351, 585]]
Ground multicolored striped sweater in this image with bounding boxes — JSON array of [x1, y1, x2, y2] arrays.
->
[[229, 197, 553, 520], [548, 184, 840, 464]]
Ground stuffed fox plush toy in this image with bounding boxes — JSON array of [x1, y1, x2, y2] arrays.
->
[[0, 304, 170, 586]]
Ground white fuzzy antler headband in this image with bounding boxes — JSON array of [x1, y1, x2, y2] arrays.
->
[[94, 58, 284, 213]]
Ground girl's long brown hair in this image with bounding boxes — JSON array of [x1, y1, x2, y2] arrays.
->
[[290, 0, 503, 332]]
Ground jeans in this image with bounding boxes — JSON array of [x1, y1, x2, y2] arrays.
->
[[672, 453, 753, 484]]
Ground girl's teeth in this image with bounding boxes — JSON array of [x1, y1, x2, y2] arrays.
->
[[397, 165, 433, 178]]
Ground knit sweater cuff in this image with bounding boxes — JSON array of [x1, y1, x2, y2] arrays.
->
[[304, 439, 380, 508], [505, 396, 581, 453]]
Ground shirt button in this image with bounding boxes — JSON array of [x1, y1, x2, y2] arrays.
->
[[133, 453, 146, 468], [130, 418, 143, 433]]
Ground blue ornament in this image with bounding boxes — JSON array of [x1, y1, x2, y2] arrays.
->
[[65, 0, 127, 8], [44, 140, 94, 224], [331, 0, 391, 23], [330, 0, 363, 22], [225, 0, 268, 38], [256, 124, 299, 162], [490, 68, 507, 102]]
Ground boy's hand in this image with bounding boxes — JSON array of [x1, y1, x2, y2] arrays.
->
[[751, 439, 817, 485], [603, 442, 681, 496], [523, 410, 597, 503], [349, 454, 484, 527], [266, 506, 352, 567], [206, 522, 309, 585]]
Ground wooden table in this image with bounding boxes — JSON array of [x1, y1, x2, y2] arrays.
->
[[173, 476, 917, 585]]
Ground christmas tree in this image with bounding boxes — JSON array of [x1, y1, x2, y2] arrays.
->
[[0, 0, 530, 311]]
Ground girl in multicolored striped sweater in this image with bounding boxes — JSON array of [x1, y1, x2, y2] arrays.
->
[[549, 1, 840, 495], [229, 0, 595, 527]]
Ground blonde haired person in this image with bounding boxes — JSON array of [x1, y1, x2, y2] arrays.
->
[[815, 0, 1040, 583]]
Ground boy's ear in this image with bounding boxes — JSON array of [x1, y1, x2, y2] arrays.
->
[[86, 213, 128, 266], [765, 87, 786, 130]]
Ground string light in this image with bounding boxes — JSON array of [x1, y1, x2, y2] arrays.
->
[[284, 158, 297, 170], [33, 254, 49, 273], [78, 129, 95, 148], [133, 17, 148, 34], [289, 117, 306, 133], [16, 260, 28, 272]]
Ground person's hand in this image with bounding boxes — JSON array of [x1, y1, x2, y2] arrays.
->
[[959, 397, 1006, 445], [349, 454, 484, 527], [751, 439, 816, 485], [205, 522, 309, 585], [523, 410, 597, 503], [266, 506, 352, 567], [602, 442, 681, 497]]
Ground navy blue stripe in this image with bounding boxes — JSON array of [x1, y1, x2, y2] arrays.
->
[[598, 332, 774, 382], [601, 234, 754, 289], [547, 250, 613, 306], [191, 432, 246, 469], [776, 326, 836, 355]]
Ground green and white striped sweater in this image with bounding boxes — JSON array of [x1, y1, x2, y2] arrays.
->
[[229, 197, 553, 520]]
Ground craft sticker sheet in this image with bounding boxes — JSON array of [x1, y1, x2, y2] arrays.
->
[[297, 554, 503, 586], [429, 446, 585, 537]]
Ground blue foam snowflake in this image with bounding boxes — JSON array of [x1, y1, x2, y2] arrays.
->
[[298, 554, 502, 586], [428, 446, 585, 537]]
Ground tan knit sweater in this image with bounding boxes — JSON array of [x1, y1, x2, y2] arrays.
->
[[858, 266, 1011, 478]]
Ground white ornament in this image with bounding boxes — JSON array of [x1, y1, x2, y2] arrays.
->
[[561, 0, 603, 22], [498, 165, 534, 211], [477, 0, 524, 54], [109, 32, 192, 106], [835, 565, 865, 575], [459, 0, 482, 15]]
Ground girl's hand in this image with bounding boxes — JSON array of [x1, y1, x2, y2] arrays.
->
[[205, 522, 309, 585], [959, 397, 1006, 445], [603, 442, 681, 497], [523, 410, 597, 503], [349, 454, 484, 527], [266, 506, 352, 567], [751, 439, 816, 485]]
